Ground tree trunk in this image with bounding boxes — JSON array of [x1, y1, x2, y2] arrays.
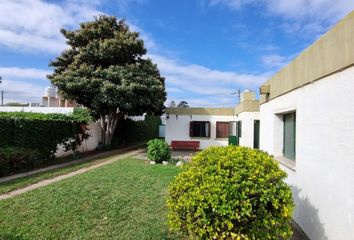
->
[[99, 109, 123, 147]]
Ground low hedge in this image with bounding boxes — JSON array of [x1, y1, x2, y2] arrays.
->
[[167, 146, 294, 240], [0, 146, 40, 176], [0, 109, 90, 176]]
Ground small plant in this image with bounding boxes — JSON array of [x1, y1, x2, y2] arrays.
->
[[167, 146, 294, 240], [147, 139, 171, 164]]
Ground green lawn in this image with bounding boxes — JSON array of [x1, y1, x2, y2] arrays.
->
[[0, 153, 119, 195], [0, 158, 181, 239]]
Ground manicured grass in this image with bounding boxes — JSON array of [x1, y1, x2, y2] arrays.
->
[[0, 144, 145, 194], [0, 158, 97, 194], [0, 158, 181, 239]]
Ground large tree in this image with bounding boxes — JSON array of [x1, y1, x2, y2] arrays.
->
[[48, 16, 166, 146]]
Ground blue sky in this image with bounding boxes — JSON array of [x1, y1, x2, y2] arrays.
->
[[0, 0, 353, 107]]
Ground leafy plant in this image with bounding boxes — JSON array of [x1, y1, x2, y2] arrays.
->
[[147, 139, 171, 164], [0, 147, 40, 176], [0, 111, 89, 175], [167, 146, 294, 240]]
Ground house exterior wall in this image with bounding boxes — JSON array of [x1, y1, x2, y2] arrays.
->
[[165, 112, 260, 149], [260, 66, 354, 240], [260, 11, 354, 103], [55, 122, 101, 157], [165, 114, 235, 149], [238, 111, 260, 148]]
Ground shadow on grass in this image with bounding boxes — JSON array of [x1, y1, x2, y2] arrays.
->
[[0, 234, 26, 240], [291, 185, 328, 240]]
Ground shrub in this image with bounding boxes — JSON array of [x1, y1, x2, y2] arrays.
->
[[167, 146, 294, 240], [0, 146, 40, 176], [0, 111, 89, 170], [147, 139, 171, 163]]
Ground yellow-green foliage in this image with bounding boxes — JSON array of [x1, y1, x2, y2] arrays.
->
[[167, 146, 294, 240]]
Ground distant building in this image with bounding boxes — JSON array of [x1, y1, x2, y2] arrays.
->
[[165, 90, 260, 149], [42, 86, 79, 107]]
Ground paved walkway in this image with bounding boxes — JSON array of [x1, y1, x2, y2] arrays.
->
[[0, 148, 144, 200]]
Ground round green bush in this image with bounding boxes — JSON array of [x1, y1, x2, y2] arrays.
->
[[167, 146, 294, 239], [147, 139, 171, 163]]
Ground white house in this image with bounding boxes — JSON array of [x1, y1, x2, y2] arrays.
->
[[259, 11, 354, 240], [165, 90, 260, 149]]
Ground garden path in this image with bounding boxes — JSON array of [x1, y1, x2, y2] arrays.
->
[[0, 148, 144, 200]]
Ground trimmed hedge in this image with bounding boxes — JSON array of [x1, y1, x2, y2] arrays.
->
[[167, 146, 294, 240], [0, 110, 90, 176], [111, 115, 161, 147], [0, 146, 40, 176]]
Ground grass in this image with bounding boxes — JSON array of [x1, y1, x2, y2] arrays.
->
[[0, 156, 102, 194], [0, 143, 146, 195], [0, 158, 181, 239]]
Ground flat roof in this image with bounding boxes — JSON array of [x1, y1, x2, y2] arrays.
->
[[260, 11, 354, 103]]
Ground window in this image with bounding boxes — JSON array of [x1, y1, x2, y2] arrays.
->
[[189, 121, 210, 138], [283, 112, 296, 161], [216, 122, 229, 138]]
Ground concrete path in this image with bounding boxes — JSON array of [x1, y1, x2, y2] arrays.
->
[[0, 143, 145, 184], [0, 148, 144, 200]]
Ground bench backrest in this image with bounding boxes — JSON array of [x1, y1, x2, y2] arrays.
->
[[171, 141, 200, 148]]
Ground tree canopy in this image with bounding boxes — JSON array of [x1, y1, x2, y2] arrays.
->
[[48, 15, 166, 146]]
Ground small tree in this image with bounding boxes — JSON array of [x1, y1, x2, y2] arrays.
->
[[48, 16, 166, 146], [177, 101, 188, 108], [169, 100, 176, 108]]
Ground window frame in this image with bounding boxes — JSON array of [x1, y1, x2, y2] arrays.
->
[[282, 111, 296, 161], [216, 121, 229, 139], [189, 121, 211, 138]]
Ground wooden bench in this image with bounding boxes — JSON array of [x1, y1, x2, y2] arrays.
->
[[171, 141, 200, 151]]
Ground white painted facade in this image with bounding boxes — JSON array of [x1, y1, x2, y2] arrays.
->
[[166, 114, 234, 149], [238, 111, 259, 148], [165, 112, 259, 149], [260, 66, 354, 240]]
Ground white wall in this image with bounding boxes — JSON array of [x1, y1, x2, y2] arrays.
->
[[238, 112, 260, 148], [0, 106, 74, 114], [166, 114, 235, 149], [55, 122, 101, 157], [165, 113, 259, 149], [260, 66, 354, 240]]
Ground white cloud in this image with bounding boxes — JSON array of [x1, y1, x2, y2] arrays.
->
[[261, 54, 291, 69], [150, 54, 270, 107], [0, 79, 45, 104], [0, 0, 157, 54], [206, 0, 354, 36], [0, 67, 50, 80], [0, 0, 101, 54], [0, 0, 271, 107], [208, 0, 254, 10]]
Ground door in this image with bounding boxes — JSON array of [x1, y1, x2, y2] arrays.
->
[[228, 121, 238, 146], [253, 120, 260, 149]]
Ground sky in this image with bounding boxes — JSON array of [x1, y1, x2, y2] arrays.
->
[[0, 0, 353, 107]]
